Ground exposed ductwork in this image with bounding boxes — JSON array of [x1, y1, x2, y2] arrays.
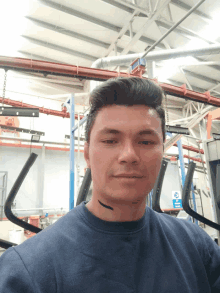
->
[[91, 43, 220, 69]]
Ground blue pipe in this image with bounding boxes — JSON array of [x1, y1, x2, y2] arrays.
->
[[69, 94, 75, 210], [72, 115, 88, 132]]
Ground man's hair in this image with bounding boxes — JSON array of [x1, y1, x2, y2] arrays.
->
[[84, 77, 166, 144]]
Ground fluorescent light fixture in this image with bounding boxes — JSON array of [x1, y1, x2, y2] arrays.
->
[[31, 134, 40, 142]]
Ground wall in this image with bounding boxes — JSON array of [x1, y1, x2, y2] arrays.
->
[[0, 145, 87, 218], [160, 160, 182, 210], [0, 221, 25, 244]]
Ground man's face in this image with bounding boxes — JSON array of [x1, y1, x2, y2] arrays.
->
[[84, 105, 164, 204]]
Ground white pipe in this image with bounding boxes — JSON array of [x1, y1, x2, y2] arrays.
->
[[11, 207, 68, 211], [48, 93, 89, 99], [168, 112, 198, 124], [91, 43, 220, 69], [141, 0, 206, 58], [0, 135, 85, 147]]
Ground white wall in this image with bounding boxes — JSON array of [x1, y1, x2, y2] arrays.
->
[[0, 145, 87, 218]]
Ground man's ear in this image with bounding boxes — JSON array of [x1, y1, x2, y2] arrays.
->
[[84, 141, 91, 169]]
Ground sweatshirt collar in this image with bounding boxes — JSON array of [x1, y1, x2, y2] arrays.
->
[[81, 201, 147, 233]]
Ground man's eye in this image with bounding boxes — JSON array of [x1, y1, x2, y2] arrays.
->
[[102, 140, 154, 145], [103, 140, 116, 144], [140, 141, 154, 145]]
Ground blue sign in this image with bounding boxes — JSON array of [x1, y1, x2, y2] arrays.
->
[[173, 199, 182, 208]]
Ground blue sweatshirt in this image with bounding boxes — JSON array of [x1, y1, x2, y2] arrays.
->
[[1, 200, 220, 293]]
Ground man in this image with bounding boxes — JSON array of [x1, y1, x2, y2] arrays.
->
[[0, 77, 220, 292], [84, 77, 164, 223]]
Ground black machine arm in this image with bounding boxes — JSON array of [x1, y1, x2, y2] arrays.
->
[[0, 239, 19, 250], [0, 153, 42, 249], [151, 159, 220, 231], [76, 168, 92, 206], [182, 161, 220, 231], [152, 159, 168, 213]]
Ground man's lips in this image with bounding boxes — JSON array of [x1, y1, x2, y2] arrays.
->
[[114, 174, 143, 178]]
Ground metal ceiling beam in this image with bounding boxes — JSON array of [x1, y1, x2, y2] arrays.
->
[[101, 0, 147, 15], [170, 0, 211, 22], [164, 104, 214, 152], [103, 0, 217, 72], [37, 0, 166, 50], [26, 16, 135, 55], [154, 19, 220, 80], [22, 35, 98, 61], [155, 23, 171, 49], [183, 61, 220, 67], [18, 50, 69, 64], [141, 0, 206, 58], [120, 0, 172, 55], [38, 0, 119, 32], [26, 17, 109, 50], [155, 19, 214, 44], [103, 0, 211, 45], [179, 67, 193, 90], [101, 0, 134, 13], [196, 57, 220, 73], [167, 3, 173, 21], [183, 69, 220, 86], [105, 0, 211, 25], [105, 10, 140, 57], [104, 0, 149, 57], [99, 0, 220, 83]]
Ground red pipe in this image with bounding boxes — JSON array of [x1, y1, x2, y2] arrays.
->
[[173, 143, 204, 154], [1, 56, 220, 107], [0, 142, 84, 152], [0, 97, 84, 120], [183, 154, 205, 164]]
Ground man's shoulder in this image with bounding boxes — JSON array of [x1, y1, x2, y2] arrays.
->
[[14, 208, 79, 257], [150, 208, 208, 239]]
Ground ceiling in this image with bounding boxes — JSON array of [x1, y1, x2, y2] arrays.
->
[[1, 0, 220, 139]]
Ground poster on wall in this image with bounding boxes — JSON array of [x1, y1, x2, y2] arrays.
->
[[172, 191, 182, 208]]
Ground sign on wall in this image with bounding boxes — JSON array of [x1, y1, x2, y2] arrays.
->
[[172, 191, 182, 208]]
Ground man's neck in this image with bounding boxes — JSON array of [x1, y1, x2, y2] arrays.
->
[[85, 198, 146, 222]]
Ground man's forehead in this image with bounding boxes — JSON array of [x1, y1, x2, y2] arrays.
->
[[93, 105, 161, 136], [98, 104, 158, 117]]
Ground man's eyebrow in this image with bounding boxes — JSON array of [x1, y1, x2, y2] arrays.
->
[[98, 127, 159, 137]]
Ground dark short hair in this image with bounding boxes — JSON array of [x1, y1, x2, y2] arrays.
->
[[84, 77, 166, 144]]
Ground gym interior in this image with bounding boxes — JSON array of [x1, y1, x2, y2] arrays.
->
[[1, 0, 220, 255]]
